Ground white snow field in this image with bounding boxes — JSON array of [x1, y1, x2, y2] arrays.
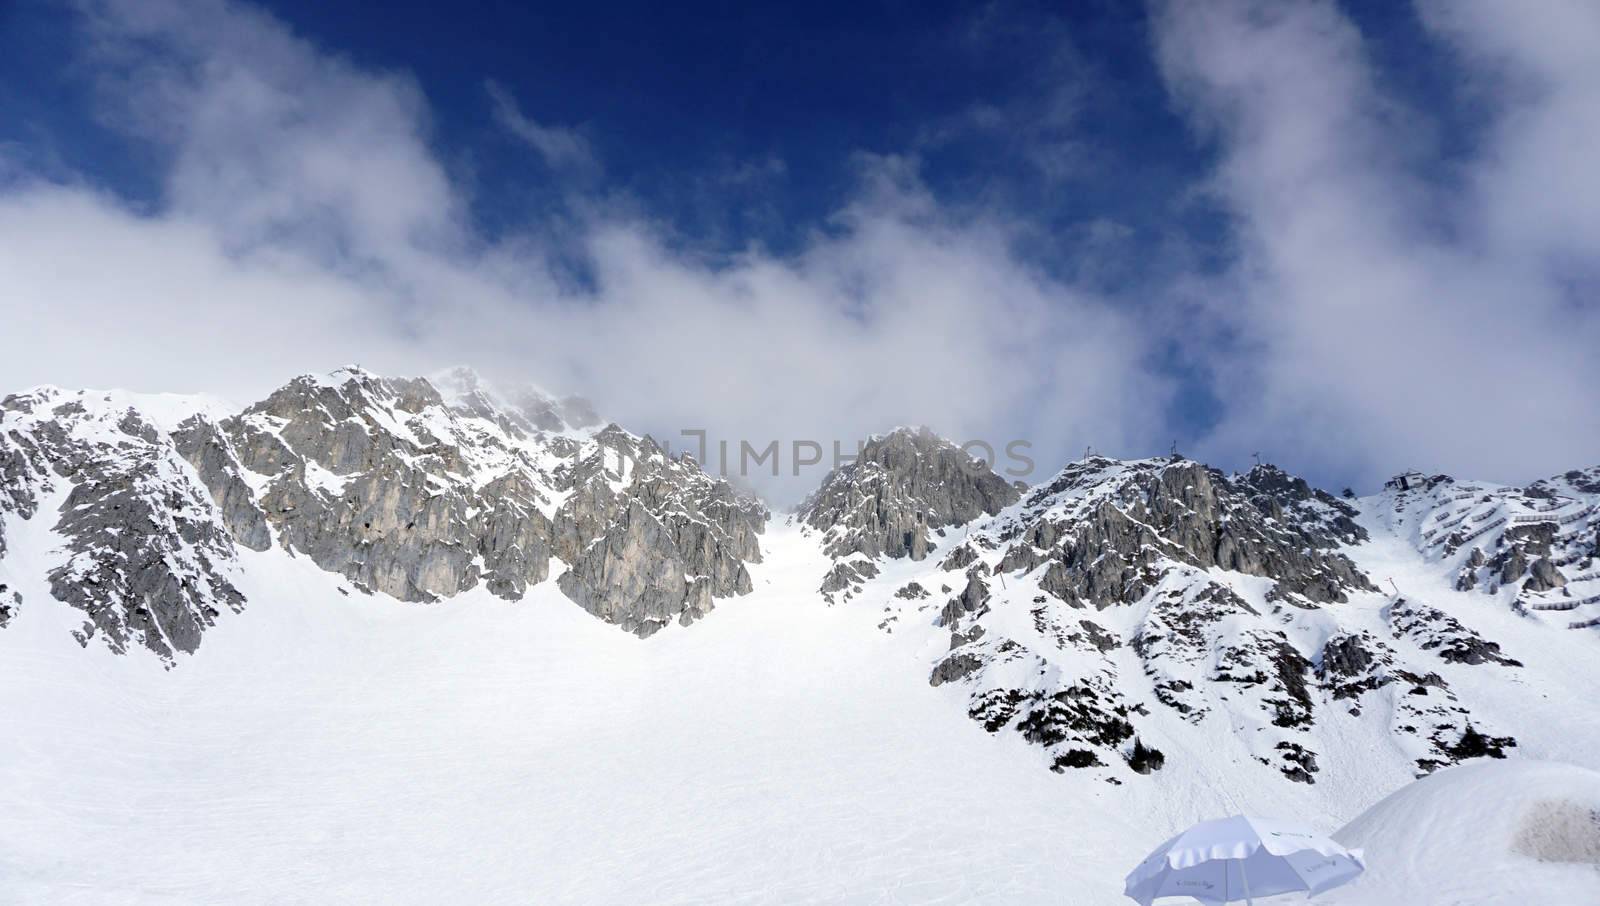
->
[[1326, 760, 1600, 905], [2, 516, 1596, 904]]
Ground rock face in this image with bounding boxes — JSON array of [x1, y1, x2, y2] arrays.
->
[[819, 558, 879, 605], [0, 368, 768, 656], [1388, 596, 1521, 667], [817, 447, 1542, 786], [1378, 469, 1600, 627], [1, 389, 246, 663], [797, 427, 1019, 562], [1314, 628, 1512, 774], [5, 379, 1596, 798], [219, 371, 556, 603], [554, 430, 765, 636], [1010, 458, 1374, 611]]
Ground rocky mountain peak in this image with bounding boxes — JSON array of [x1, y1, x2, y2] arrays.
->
[[998, 455, 1373, 610], [797, 426, 1021, 564], [1527, 465, 1600, 498], [0, 368, 770, 656], [1, 388, 246, 663], [847, 452, 1539, 786], [4, 374, 1597, 803]]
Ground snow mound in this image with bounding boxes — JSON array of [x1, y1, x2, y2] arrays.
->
[[1325, 760, 1600, 904]]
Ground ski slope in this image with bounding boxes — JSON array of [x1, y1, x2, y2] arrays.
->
[[1326, 760, 1600, 905], [3, 515, 1595, 904], [2, 519, 1144, 903]]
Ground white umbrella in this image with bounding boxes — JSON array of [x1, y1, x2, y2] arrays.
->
[[1124, 815, 1365, 905]]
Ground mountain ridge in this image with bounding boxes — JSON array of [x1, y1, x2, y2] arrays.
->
[[0, 367, 768, 656], [3, 368, 1598, 797], [793, 429, 1597, 788]]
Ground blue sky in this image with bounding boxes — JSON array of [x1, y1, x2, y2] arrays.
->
[[1, 0, 1597, 501], [3, 1, 1216, 262]]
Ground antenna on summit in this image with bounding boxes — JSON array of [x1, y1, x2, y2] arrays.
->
[[1252, 451, 1262, 468]]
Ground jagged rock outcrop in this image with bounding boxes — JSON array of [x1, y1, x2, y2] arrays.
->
[[894, 581, 929, 600], [941, 543, 981, 571], [845, 448, 1527, 786], [1315, 626, 1520, 774], [0, 401, 50, 560], [0, 368, 768, 655], [936, 568, 991, 627], [1379, 469, 1600, 626], [797, 427, 1019, 563], [1126, 738, 1166, 774], [558, 499, 715, 635], [1525, 557, 1567, 593], [218, 370, 764, 635], [220, 371, 552, 602], [172, 416, 272, 552], [929, 651, 983, 686], [820, 559, 879, 604], [1388, 597, 1521, 667], [550, 428, 764, 633], [1, 389, 246, 662], [995, 458, 1374, 610]]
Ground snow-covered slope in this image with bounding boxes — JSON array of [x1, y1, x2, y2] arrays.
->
[[1325, 760, 1600, 904], [798, 441, 1600, 799], [1374, 468, 1600, 628], [4, 379, 1599, 903], [1, 520, 1164, 904], [11, 512, 1587, 905]]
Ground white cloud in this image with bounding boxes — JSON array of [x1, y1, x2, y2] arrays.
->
[[485, 80, 598, 174], [0, 0, 1170, 503], [1151, 0, 1600, 488], [3, 0, 1592, 501], [1416, 0, 1600, 272], [72, 0, 462, 271]]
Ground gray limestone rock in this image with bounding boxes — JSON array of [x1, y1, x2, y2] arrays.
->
[[798, 427, 1019, 563], [1525, 557, 1568, 593], [1320, 633, 1377, 682], [557, 498, 722, 636], [1, 391, 247, 662], [218, 372, 764, 629], [820, 559, 879, 604], [0, 368, 769, 656], [929, 652, 984, 686], [941, 543, 981, 572], [549, 429, 765, 632], [937, 569, 991, 627], [894, 581, 930, 600], [171, 415, 272, 552], [1011, 458, 1374, 610], [1389, 597, 1520, 667]]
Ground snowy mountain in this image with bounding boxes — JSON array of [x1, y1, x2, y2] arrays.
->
[[0, 367, 766, 659], [795, 436, 1591, 793], [3, 370, 1598, 903]]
